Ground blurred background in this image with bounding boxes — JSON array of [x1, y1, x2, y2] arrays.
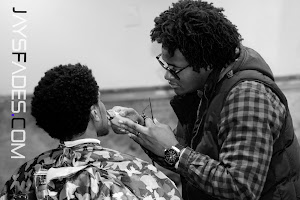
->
[[1, 0, 300, 192]]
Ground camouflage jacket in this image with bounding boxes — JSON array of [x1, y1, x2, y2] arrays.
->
[[0, 139, 182, 200]]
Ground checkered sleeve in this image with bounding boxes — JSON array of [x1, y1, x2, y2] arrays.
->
[[176, 81, 286, 199]]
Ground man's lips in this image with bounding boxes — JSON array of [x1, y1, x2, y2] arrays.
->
[[168, 82, 180, 88]]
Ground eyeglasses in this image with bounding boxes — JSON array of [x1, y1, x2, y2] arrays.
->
[[156, 53, 191, 80]]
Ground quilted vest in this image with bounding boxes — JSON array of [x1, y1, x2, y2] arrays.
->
[[171, 46, 300, 200]]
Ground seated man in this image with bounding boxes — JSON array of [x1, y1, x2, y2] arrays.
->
[[0, 63, 182, 200]]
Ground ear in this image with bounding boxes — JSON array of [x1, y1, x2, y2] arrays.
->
[[90, 106, 100, 122]]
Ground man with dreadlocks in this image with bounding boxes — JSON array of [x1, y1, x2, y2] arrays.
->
[[113, 0, 300, 199]]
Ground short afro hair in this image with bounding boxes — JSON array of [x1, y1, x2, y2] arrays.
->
[[31, 63, 99, 141], [151, 0, 242, 72]]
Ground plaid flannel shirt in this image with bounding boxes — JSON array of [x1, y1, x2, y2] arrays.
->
[[176, 80, 286, 199]]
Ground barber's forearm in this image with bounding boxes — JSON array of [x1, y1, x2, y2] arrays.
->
[[175, 146, 268, 200]]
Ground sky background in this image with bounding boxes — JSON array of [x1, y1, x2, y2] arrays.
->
[[1, 0, 300, 96]]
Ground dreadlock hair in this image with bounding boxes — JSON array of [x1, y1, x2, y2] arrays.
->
[[31, 63, 99, 141], [150, 0, 242, 72]]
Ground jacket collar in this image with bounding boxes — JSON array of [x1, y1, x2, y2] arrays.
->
[[63, 138, 101, 147]]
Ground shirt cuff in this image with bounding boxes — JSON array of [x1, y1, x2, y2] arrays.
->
[[175, 146, 193, 172], [174, 148, 185, 169]]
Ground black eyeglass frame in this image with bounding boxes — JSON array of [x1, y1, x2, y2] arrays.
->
[[156, 53, 191, 80]]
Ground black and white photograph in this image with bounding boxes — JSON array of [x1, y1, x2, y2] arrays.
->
[[1, 0, 300, 199]]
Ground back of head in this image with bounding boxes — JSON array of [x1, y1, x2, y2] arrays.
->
[[31, 63, 99, 141], [151, 0, 242, 71]]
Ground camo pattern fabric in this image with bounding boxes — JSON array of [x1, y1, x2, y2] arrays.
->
[[0, 142, 182, 200]]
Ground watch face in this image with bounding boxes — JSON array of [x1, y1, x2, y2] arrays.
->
[[164, 148, 179, 165]]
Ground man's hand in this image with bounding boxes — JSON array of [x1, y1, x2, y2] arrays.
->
[[108, 106, 144, 134], [119, 117, 178, 157]]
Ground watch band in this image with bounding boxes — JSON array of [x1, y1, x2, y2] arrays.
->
[[174, 143, 185, 153]]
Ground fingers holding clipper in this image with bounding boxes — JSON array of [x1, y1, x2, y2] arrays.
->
[[119, 118, 147, 135]]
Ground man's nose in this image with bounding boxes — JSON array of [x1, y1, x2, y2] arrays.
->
[[164, 70, 176, 80]]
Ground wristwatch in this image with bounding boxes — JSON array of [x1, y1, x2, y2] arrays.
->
[[164, 143, 185, 166]]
